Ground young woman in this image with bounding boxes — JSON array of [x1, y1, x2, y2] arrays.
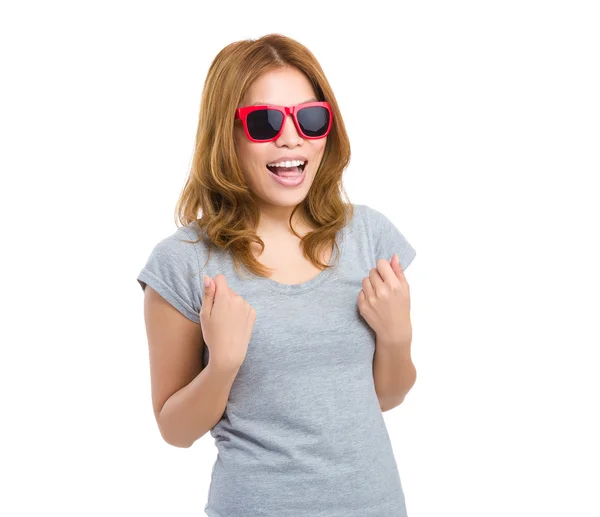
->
[[137, 33, 417, 517]]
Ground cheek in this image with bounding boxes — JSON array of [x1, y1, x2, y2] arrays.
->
[[311, 141, 327, 164], [315, 137, 327, 154], [234, 134, 254, 162], [238, 145, 269, 173]]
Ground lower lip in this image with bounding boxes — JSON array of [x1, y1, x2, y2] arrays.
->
[[267, 165, 307, 187]]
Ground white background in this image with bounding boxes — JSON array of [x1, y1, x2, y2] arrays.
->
[[1, 1, 598, 516]]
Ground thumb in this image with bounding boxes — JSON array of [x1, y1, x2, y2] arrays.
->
[[201, 274, 215, 311]]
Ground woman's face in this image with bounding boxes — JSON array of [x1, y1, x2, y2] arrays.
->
[[234, 67, 327, 216]]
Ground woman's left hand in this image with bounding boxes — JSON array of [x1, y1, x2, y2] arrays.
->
[[358, 254, 412, 347]]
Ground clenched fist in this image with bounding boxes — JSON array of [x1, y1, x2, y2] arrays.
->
[[200, 274, 256, 372]]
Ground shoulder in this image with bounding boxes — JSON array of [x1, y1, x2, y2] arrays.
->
[[355, 203, 403, 236], [351, 203, 417, 270], [149, 221, 210, 261], [137, 221, 211, 323], [345, 203, 381, 238], [346, 203, 381, 223], [356, 203, 386, 227], [345, 202, 371, 227]]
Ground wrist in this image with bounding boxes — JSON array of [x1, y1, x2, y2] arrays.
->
[[376, 334, 412, 355], [207, 357, 242, 376]]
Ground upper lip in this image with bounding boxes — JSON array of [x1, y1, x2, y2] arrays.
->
[[267, 156, 308, 164]]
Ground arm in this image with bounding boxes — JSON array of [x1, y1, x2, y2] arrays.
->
[[143, 285, 239, 448], [373, 336, 417, 412], [366, 205, 418, 411], [159, 362, 239, 448]]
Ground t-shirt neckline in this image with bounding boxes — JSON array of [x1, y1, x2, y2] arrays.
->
[[259, 224, 346, 296]]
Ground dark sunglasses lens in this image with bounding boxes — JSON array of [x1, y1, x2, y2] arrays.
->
[[297, 106, 330, 137], [246, 109, 283, 141]]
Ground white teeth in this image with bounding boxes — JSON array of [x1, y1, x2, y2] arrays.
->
[[267, 159, 305, 168]]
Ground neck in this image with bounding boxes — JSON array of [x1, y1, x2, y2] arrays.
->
[[256, 203, 313, 236]]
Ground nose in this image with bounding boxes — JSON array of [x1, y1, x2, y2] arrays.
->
[[275, 113, 302, 146]]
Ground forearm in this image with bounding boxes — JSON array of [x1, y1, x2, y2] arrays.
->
[[158, 362, 240, 448], [373, 337, 417, 411]]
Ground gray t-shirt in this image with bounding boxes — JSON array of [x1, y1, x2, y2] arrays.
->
[[137, 203, 416, 517]]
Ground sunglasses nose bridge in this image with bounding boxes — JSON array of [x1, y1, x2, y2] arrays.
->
[[278, 109, 302, 141]]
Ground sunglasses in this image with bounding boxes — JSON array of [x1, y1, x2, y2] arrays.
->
[[234, 101, 333, 143]]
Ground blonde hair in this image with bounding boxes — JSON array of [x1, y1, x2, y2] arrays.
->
[[175, 33, 353, 278]]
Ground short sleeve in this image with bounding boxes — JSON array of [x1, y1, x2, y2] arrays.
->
[[366, 205, 417, 271], [137, 227, 202, 323]]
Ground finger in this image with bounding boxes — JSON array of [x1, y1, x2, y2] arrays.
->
[[368, 265, 385, 295], [362, 275, 375, 300], [201, 273, 215, 317], [375, 258, 397, 286], [212, 274, 229, 309], [391, 253, 407, 284]]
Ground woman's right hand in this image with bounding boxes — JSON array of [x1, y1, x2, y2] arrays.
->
[[200, 273, 256, 371]]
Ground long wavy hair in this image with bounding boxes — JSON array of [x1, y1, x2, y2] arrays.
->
[[175, 33, 353, 279]]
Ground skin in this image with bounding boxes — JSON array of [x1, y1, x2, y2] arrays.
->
[[234, 66, 328, 239]]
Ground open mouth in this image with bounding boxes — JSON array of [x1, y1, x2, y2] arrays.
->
[[266, 161, 307, 176]]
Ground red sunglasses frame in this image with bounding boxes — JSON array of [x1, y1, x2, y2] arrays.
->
[[234, 101, 333, 143]]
